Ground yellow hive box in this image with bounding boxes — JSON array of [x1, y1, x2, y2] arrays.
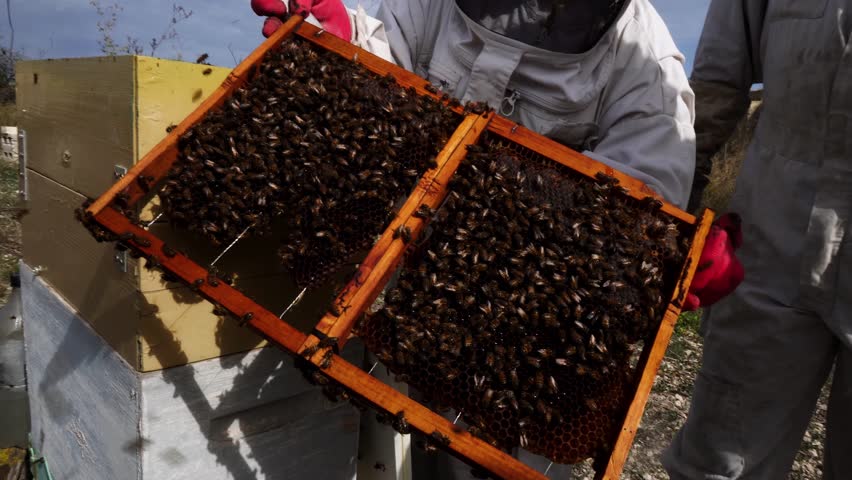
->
[[18, 56, 330, 372]]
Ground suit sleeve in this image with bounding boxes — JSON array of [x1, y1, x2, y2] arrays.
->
[[375, 0, 430, 71], [583, 18, 696, 209], [687, 0, 767, 211]]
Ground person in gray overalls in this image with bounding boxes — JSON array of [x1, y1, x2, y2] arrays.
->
[[665, 0, 852, 479]]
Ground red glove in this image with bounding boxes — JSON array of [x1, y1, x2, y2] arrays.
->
[[252, 0, 352, 42], [683, 213, 745, 311]]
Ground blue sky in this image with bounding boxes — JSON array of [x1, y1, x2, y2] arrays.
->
[[6, 0, 710, 73]]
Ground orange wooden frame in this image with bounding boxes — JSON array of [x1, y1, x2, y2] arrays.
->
[[79, 14, 714, 479]]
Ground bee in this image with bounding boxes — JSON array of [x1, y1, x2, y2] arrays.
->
[[481, 388, 494, 408], [641, 196, 664, 211], [161, 243, 177, 258], [376, 411, 393, 426], [239, 312, 253, 326], [145, 256, 161, 270], [310, 370, 329, 386], [393, 225, 412, 243], [192, 278, 204, 290], [202, 67, 212, 75], [133, 235, 152, 248], [195, 53, 209, 64], [206, 273, 220, 287], [374, 462, 386, 472], [526, 356, 541, 369], [424, 83, 438, 94], [413, 204, 435, 219], [393, 411, 411, 434], [430, 430, 451, 447], [319, 349, 334, 369], [584, 398, 599, 411], [300, 344, 320, 359]]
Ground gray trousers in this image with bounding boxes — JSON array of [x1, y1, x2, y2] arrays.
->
[[663, 278, 852, 479]]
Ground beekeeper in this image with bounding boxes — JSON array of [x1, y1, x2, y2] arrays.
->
[[249, 0, 719, 478], [664, 0, 852, 478]]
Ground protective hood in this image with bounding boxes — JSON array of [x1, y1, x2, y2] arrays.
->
[[456, 0, 629, 54]]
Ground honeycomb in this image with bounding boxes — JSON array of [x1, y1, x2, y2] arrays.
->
[[360, 132, 692, 464], [158, 37, 460, 289]]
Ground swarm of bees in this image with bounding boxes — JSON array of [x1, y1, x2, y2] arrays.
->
[[159, 38, 458, 288], [360, 135, 690, 463]]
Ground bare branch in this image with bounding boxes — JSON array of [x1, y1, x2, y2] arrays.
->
[[227, 43, 240, 67]]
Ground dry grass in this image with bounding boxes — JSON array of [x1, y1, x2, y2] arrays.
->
[[698, 100, 763, 213]]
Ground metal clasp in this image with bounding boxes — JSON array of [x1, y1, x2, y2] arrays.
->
[[500, 90, 520, 117]]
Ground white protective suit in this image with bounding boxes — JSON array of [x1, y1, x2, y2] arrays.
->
[[362, 0, 695, 477], [375, 0, 696, 208], [663, 0, 852, 479]]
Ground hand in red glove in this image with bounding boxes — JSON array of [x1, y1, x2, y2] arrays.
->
[[683, 213, 745, 311], [251, 0, 352, 42]]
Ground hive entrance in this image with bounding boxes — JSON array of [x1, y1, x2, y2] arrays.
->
[[360, 133, 692, 463]]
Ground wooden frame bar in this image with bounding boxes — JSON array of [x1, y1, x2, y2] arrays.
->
[[76, 13, 714, 479]]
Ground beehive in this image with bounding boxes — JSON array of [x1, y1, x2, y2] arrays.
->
[[79, 15, 713, 480], [16, 55, 288, 371]]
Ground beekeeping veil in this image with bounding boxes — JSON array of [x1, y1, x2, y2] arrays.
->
[[455, 0, 629, 53]]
